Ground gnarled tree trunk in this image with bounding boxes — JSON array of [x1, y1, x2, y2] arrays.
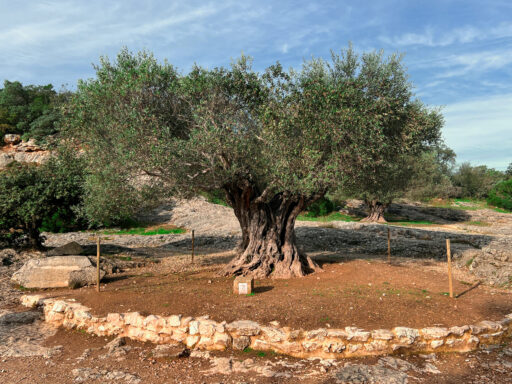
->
[[361, 200, 387, 223], [222, 183, 321, 279]]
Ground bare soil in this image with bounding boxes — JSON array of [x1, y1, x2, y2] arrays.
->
[[39, 256, 511, 330]]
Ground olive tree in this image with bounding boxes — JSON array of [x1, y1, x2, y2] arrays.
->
[[65, 47, 442, 278]]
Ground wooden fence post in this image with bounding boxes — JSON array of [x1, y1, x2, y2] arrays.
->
[[387, 226, 391, 264], [446, 238, 453, 298], [96, 235, 101, 293], [191, 230, 195, 264]]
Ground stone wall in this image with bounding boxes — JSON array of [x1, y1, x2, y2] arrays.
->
[[21, 295, 512, 359]]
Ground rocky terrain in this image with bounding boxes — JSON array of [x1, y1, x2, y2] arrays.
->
[[43, 197, 512, 287], [0, 134, 51, 169], [0, 197, 511, 382]]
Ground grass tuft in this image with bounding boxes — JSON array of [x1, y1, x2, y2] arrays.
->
[[297, 212, 358, 222], [102, 227, 186, 236]]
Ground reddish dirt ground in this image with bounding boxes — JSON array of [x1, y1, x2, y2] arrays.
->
[[1, 328, 510, 383], [37, 258, 512, 330]]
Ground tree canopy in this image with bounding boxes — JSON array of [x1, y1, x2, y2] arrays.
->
[[64, 47, 444, 277]]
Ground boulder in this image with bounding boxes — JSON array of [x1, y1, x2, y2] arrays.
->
[[47, 241, 84, 256], [13, 151, 50, 164], [3, 134, 21, 145], [0, 152, 14, 168], [11, 256, 104, 288]]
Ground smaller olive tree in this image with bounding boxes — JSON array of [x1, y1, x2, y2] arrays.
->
[[405, 144, 456, 201]]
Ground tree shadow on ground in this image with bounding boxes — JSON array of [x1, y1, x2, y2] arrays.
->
[[253, 286, 274, 294], [71, 223, 495, 272], [296, 224, 493, 260], [344, 201, 473, 224], [386, 202, 472, 224]]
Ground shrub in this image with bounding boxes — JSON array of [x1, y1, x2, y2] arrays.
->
[[451, 162, 504, 199], [487, 179, 512, 211], [305, 197, 335, 217], [0, 150, 85, 247], [202, 189, 228, 206]]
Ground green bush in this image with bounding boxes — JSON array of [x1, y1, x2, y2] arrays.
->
[[202, 189, 228, 206], [39, 207, 79, 233], [487, 179, 512, 211], [451, 162, 504, 199], [0, 150, 86, 247], [304, 197, 335, 217]]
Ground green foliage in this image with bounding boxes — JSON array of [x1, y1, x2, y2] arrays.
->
[[327, 49, 443, 207], [451, 163, 504, 199], [506, 163, 512, 178], [0, 150, 85, 246], [303, 197, 335, 217], [406, 144, 456, 200], [297, 212, 357, 222], [62, 49, 177, 226], [487, 179, 512, 211], [201, 189, 228, 206], [63, 47, 444, 227], [40, 208, 76, 233], [0, 80, 66, 143], [101, 227, 186, 236]]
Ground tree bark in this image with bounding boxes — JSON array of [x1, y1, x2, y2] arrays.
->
[[26, 221, 43, 249], [361, 200, 387, 223], [222, 183, 321, 279]]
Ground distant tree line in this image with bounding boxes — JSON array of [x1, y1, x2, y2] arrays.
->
[[0, 80, 70, 144]]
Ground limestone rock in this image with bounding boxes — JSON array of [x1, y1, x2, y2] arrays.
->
[[4, 134, 21, 144], [0, 152, 14, 168], [421, 327, 450, 339], [226, 320, 260, 336], [47, 241, 84, 256], [232, 336, 251, 350], [11, 256, 104, 288], [152, 343, 188, 358]]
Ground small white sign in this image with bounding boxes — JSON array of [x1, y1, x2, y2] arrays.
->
[[238, 282, 248, 294]]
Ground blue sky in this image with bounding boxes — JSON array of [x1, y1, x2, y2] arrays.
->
[[1, 0, 511, 169]]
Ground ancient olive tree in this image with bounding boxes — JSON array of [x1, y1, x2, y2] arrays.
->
[[65, 48, 442, 278]]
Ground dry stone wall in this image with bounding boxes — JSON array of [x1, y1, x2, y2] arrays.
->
[[21, 295, 512, 359]]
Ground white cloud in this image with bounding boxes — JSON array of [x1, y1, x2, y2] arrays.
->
[[381, 22, 512, 47], [443, 94, 512, 169]]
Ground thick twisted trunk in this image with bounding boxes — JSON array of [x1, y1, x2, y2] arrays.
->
[[361, 200, 387, 223], [223, 184, 321, 279]]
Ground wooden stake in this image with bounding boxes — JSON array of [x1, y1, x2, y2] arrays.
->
[[191, 230, 195, 264], [387, 226, 391, 264], [446, 238, 453, 298], [96, 235, 101, 293]]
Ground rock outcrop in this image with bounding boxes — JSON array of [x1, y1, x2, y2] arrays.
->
[[12, 256, 104, 288], [0, 135, 51, 169]]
